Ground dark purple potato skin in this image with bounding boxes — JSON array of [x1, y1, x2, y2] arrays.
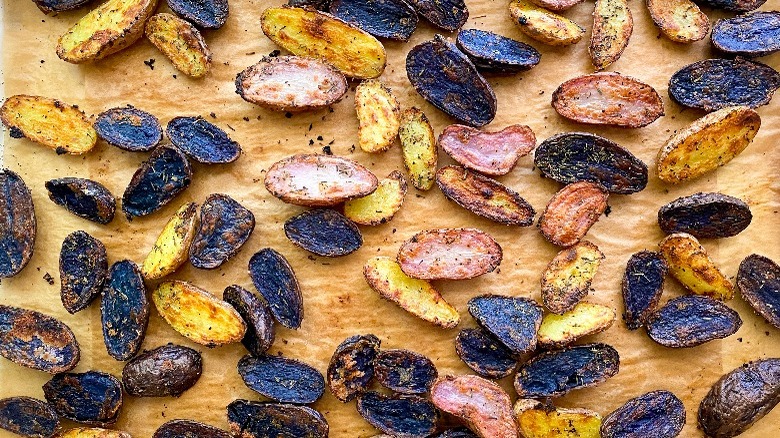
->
[[32, 0, 91, 13], [43, 371, 123, 426], [247, 248, 303, 330], [0, 396, 60, 438], [153, 419, 232, 438], [455, 327, 518, 378], [329, 0, 418, 41], [646, 295, 742, 348], [712, 12, 780, 57], [356, 391, 438, 437], [226, 400, 328, 438], [406, 35, 496, 127], [668, 58, 780, 111], [101, 260, 149, 361], [284, 208, 362, 257], [698, 358, 780, 438], [288, 0, 331, 8], [514, 343, 620, 398], [433, 428, 479, 438], [601, 390, 686, 438], [467, 295, 542, 354], [658, 192, 752, 238], [0, 169, 36, 278], [327, 334, 380, 402], [59, 230, 108, 314], [166, 116, 241, 164], [122, 344, 203, 397], [121, 145, 192, 218], [0, 305, 80, 373], [622, 251, 667, 330], [238, 355, 325, 404], [456, 29, 540, 73], [534, 132, 648, 194], [374, 349, 437, 394], [189, 193, 255, 269], [408, 0, 467, 31], [693, 0, 766, 12], [94, 106, 162, 152], [737, 254, 780, 329], [223, 285, 276, 355], [46, 177, 116, 224], [166, 0, 229, 29]]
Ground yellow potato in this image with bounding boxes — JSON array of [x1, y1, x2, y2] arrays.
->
[[659, 233, 734, 300], [141, 202, 199, 280], [647, 0, 709, 43], [589, 0, 633, 70], [0, 95, 96, 154], [261, 7, 386, 79], [57, 0, 158, 63], [514, 399, 602, 438], [398, 107, 437, 191], [145, 13, 211, 78], [657, 106, 760, 184], [54, 428, 131, 438], [538, 301, 616, 347], [355, 79, 401, 153], [344, 171, 407, 226], [153, 280, 247, 346], [363, 257, 460, 328], [509, 0, 585, 46], [542, 241, 605, 314]]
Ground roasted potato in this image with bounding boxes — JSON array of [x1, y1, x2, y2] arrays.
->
[[32, 0, 91, 14], [247, 248, 302, 330], [589, 0, 633, 70], [659, 233, 734, 300], [121, 145, 192, 218], [0, 170, 36, 278], [431, 375, 517, 438], [509, 0, 585, 46], [622, 251, 667, 330], [141, 202, 199, 280], [374, 349, 437, 395], [355, 79, 401, 153], [227, 400, 329, 438], [145, 13, 211, 78], [538, 301, 616, 348], [456, 29, 541, 74], [45, 177, 116, 224], [166, 116, 241, 164], [514, 399, 602, 438], [344, 171, 407, 226], [398, 107, 437, 191], [329, 0, 418, 41], [737, 254, 780, 329], [55, 428, 131, 438], [397, 228, 502, 280], [0, 305, 80, 374], [541, 241, 605, 314], [188, 193, 255, 269], [223, 284, 276, 355], [238, 355, 325, 404], [647, 0, 709, 43], [439, 124, 536, 176], [285, 209, 363, 257], [153, 420, 230, 438], [166, 0, 228, 29], [456, 328, 518, 378], [646, 295, 742, 348], [695, 0, 766, 12], [0, 397, 59, 438], [94, 106, 162, 152], [468, 295, 543, 355], [60, 231, 108, 314], [601, 391, 685, 438], [712, 11, 780, 57], [122, 344, 202, 397], [529, 0, 584, 10], [327, 334, 381, 402], [43, 371, 122, 426], [658, 192, 752, 238], [101, 260, 149, 361], [357, 392, 438, 437], [538, 182, 609, 247], [408, 0, 468, 31]]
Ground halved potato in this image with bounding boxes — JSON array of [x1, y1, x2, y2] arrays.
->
[[657, 106, 760, 184], [530, 0, 584, 11], [54, 428, 131, 438], [538, 181, 609, 247], [145, 13, 211, 78], [398, 107, 437, 191], [542, 241, 605, 314], [261, 6, 386, 79], [647, 0, 710, 43], [659, 233, 734, 300], [0, 95, 96, 154], [344, 171, 407, 226], [538, 301, 616, 347], [509, 0, 585, 46], [141, 202, 199, 280], [355, 79, 401, 153], [364, 256, 460, 329], [57, 0, 158, 63], [514, 399, 602, 438], [397, 228, 502, 280], [589, 0, 633, 70]]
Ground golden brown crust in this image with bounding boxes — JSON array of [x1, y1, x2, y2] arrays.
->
[[355, 79, 400, 153], [659, 233, 734, 300], [509, 0, 585, 46], [538, 182, 609, 247], [589, 0, 633, 70], [647, 0, 710, 43], [145, 13, 211, 78]]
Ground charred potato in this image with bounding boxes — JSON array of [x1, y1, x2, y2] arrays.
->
[[659, 233, 734, 300]]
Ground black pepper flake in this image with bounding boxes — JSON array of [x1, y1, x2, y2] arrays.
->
[[144, 58, 156, 70], [210, 112, 217, 118], [269, 49, 281, 57], [309, 139, 315, 146], [322, 145, 332, 155], [43, 272, 54, 285], [285, 112, 293, 118], [243, 117, 250, 122], [604, 205, 612, 217], [317, 135, 323, 141]]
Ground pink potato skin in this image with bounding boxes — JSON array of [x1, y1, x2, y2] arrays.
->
[[431, 375, 518, 438], [439, 124, 536, 176], [397, 228, 502, 280]]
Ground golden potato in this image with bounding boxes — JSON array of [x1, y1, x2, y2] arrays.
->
[[514, 399, 602, 438], [509, 0, 585, 46], [355, 79, 401, 153], [538, 301, 616, 347], [344, 171, 407, 226], [141, 202, 199, 280], [647, 0, 709, 43], [589, 0, 633, 70], [659, 233, 734, 300], [398, 107, 437, 191], [145, 13, 211, 78]]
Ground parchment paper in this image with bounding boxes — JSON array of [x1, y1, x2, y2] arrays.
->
[[1, 0, 779, 436]]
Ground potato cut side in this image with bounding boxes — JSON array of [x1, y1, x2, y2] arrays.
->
[[364, 257, 460, 329], [657, 106, 760, 184], [54, 428, 131, 438], [344, 171, 407, 226], [647, 0, 709, 42], [542, 241, 605, 314], [0, 95, 97, 154], [397, 228, 502, 280], [152, 280, 247, 346], [355, 79, 401, 153], [589, 0, 633, 70], [57, 0, 158, 63], [538, 181, 609, 248], [142, 202, 199, 280], [398, 107, 437, 191], [145, 13, 211, 78], [538, 301, 616, 348], [509, 0, 585, 46], [659, 233, 734, 300], [261, 6, 386, 79], [530, 0, 585, 11], [514, 399, 602, 438]]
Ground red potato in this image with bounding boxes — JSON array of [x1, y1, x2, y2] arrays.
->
[[397, 228, 502, 280], [431, 375, 518, 438], [530, 0, 584, 10], [264, 154, 378, 206], [438, 124, 536, 176], [538, 181, 609, 247]]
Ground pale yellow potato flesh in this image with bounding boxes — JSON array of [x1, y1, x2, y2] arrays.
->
[[398, 107, 437, 191], [54, 428, 131, 438], [647, 0, 710, 43], [355, 79, 401, 153], [589, 0, 633, 70], [509, 0, 585, 46], [141, 202, 199, 280], [659, 233, 734, 300], [344, 171, 407, 226], [538, 301, 616, 347], [514, 399, 602, 438], [145, 13, 211, 78]]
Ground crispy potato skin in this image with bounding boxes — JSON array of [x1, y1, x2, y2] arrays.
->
[[542, 241, 605, 314], [657, 106, 760, 184], [142, 202, 199, 280], [374, 349, 437, 394], [397, 228, 502, 280], [1, 95, 97, 154], [122, 344, 202, 397], [94, 106, 161, 152], [355, 79, 401, 153], [0, 170, 36, 279], [456, 328, 518, 378], [514, 400, 602, 438], [284, 208, 363, 257], [364, 257, 460, 328], [538, 182, 609, 247], [589, 0, 632, 70], [659, 233, 734, 300], [54, 428, 131, 438], [538, 301, 616, 348], [647, 0, 709, 43], [329, 0, 418, 41], [247, 249, 303, 330], [646, 295, 742, 348], [223, 284, 276, 355], [529, 0, 584, 10], [165, 0, 229, 29], [33, 0, 91, 14], [261, 7, 386, 79], [455, 29, 541, 74], [712, 12, 780, 57], [468, 295, 543, 355], [509, 0, 585, 46], [695, 0, 766, 12], [398, 107, 437, 191], [439, 124, 536, 176], [552, 73, 663, 128], [60, 231, 108, 314], [327, 334, 381, 402], [622, 250, 667, 330], [227, 400, 329, 438], [145, 13, 211, 78], [408, 0, 468, 31], [0, 396, 60, 438], [153, 420, 230, 438], [431, 375, 518, 438], [188, 193, 255, 269], [657, 192, 752, 238], [344, 171, 407, 226], [43, 371, 122, 426], [356, 392, 438, 437], [57, 0, 158, 63], [0, 305, 80, 374], [601, 390, 685, 438], [737, 254, 780, 329], [101, 260, 149, 361], [45, 177, 116, 224], [238, 355, 325, 404]]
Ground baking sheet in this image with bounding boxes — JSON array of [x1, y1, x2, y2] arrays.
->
[[1, 0, 779, 436]]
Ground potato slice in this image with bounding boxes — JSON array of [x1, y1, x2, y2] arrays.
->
[[57, 0, 158, 63], [397, 228, 502, 280], [344, 171, 407, 226], [355, 79, 401, 153], [431, 375, 517, 438], [54, 428, 131, 438], [529, 0, 584, 11], [509, 0, 585, 46], [538, 181, 609, 248], [647, 0, 709, 43], [0, 95, 96, 155], [514, 399, 602, 438], [438, 124, 536, 176], [398, 107, 437, 191], [589, 0, 633, 70], [152, 280, 247, 346], [657, 106, 760, 184], [659, 233, 734, 300], [363, 257, 460, 329], [141, 202, 199, 280], [538, 301, 616, 348], [542, 241, 605, 314], [261, 6, 386, 79], [145, 13, 211, 78]]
